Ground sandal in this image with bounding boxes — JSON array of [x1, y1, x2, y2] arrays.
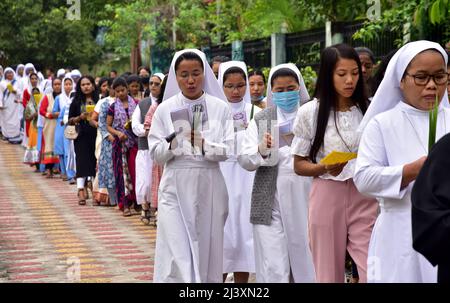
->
[[123, 207, 132, 217], [151, 210, 158, 227], [78, 189, 86, 205], [46, 170, 53, 178], [130, 203, 141, 216], [140, 206, 151, 225], [99, 194, 109, 207]]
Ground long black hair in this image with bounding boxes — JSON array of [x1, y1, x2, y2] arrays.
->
[[98, 76, 110, 97], [73, 75, 99, 104], [126, 74, 143, 91], [157, 75, 168, 104], [309, 43, 368, 163], [248, 69, 266, 83]]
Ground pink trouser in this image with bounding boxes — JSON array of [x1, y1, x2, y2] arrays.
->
[[309, 178, 378, 283]]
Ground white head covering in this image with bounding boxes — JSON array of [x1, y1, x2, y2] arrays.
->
[[358, 40, 449, 132], [163, 48, 227, 102], [37, 72, 52, 94], [24, 63, 37, 76], [153, 73, 166, 81], [26, 71, 41, 94], [2, 67, 16, 82], [57, 68, 66, 78], [59, 76, 74, 110], [71, 69, 81, 78], [217, 61, 251, 104], [15, 64, 25, 78], [37, 71, 45, 82], [266, 63, 310, 108]]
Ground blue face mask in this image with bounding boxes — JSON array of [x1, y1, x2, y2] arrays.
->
[[272, 90, 300, 112]]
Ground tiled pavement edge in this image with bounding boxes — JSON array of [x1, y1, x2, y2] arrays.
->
[[0, 141, 156, 283]]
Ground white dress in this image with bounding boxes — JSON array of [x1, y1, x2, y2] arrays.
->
[[220, 101, 259, 274], [238, 107, 315, 283], [0, 79, 21, 141], [148, 92, 234, 283], [354, 101, 450, 283], [132, 104, 153, 205]]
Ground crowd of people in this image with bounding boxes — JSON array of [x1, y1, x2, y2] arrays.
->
[[0, 39, 449, 283]]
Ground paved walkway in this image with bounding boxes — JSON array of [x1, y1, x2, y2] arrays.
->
[[0, 141, 156, 283]]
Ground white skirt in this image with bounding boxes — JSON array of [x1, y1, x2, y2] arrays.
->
[[220, 159, 255, 274], [153, 159, 228, 283], [367, 206, 437, 283], [253, 169, 315, 283], [135, 149, 153, 205]]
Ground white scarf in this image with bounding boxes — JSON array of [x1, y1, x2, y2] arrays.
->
[[358, 40, 449, 132], [15, 64, 24, 80], [59, 76, 74, 110], [266, 63, 310, 108], [217, 61, 251, 104], [163, 48, 227, 103]]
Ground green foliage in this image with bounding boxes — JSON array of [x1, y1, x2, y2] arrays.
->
[[300, 66, 318, 97], [4, 0, 446, 73], [99, 0, 370, 55], [354, 0, 449, 46], [99, 1, 159, 56], [0, 0, 120, 69]]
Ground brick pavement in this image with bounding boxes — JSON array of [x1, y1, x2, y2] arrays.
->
[[0, 141, 156, 283]]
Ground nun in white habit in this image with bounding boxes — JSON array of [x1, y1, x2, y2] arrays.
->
[[18, 63, 37, 99], [217, 61, 260, 280], [0, 68, 22, 143], [148, 49, 234, 283], [354, 40, 449, 283], [238, 63, 315, 282], [15, 64, 25, 82]]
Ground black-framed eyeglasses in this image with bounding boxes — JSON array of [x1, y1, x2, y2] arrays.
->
[[405, 72, 449, 86], [150, 81, 161, 87]]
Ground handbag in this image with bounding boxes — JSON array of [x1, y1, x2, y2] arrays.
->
[[24, 99, 37, 120], [64, 124, 79, 140]]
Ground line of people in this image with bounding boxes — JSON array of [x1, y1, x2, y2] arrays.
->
[[3, 39, 449, 284], [148, 41, 449, 283]]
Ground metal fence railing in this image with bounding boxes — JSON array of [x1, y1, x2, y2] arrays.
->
[[205, 20, 446, 70]]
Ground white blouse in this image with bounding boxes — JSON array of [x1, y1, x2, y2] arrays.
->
[[238, 107, 298, 172], [291, 99, 363, 181]]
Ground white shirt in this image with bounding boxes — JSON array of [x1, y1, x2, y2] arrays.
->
[[94, 96, 114, 114], [238, 107, 298, 172], [291, 99, 363, 181], [132, 104, 146, 138], [354, 101, 450, 206], [148, 92, 234, 165]]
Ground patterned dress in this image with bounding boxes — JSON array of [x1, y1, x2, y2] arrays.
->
[[97, 100, 115, 190], [108, 97, 138, 209]]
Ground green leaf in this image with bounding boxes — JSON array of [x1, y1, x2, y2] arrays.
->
[[429, 0, 442, 24], [429, 94, 439, 153]]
